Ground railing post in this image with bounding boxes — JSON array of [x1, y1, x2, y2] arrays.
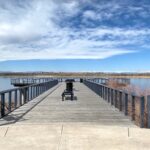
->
[[40, 85, 42, 94], [33, 86, 35, 98], [32, 86, 34, 98], [8, 91, 12, 112], [111, 89, 114, 105], [38, 85, 40, 96], [47, 83, 49, 90], [140, 96, 145, 128], [102, 86, 105, 99], [44, 83, 46, 92], [108, 88, 110, 103], [19, 89, 22, 106], [1, 93, 5, 117], [27, 87, 29, 102], [20, 89, 26, 105], [147, 96, 150, 128], [131, 96, 135, 121], [14, 90, 17, 109], [119, 91, 122, 111], [124, 93, 128, 116], [35, 86, 37, 97], [105, 87, 107, 100], [106, 87, 108, 102], [100, 85, 102, 97], [43, 83, 45, 92], [25, 88, 28, 101], [30, 86, 32, 100], [37, 86, 39, 96], [96, 84, 99, 95], [24, 88, 27, 103], [103, 87, 105, 100], [114, 90, 117, 108]]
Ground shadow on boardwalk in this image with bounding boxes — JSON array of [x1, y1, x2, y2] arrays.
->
[[0, 85, 60, 126]]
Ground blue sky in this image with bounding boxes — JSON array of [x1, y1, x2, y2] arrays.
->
[[0, 0, 150, 72]]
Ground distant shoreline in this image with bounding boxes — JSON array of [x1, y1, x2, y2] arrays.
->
[[0, 72, 150, 78]]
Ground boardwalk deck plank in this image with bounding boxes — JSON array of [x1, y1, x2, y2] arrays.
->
[[3, 83, 150, 150], [0, 82, 135, 127]]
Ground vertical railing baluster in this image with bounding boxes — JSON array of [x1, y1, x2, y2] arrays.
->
[[140, 96, 145, 128], [1, 93, 5, 117], [19, 89, 22, 106], [111, 89, 113, 105], [38, 85, 40, 96], [8, 91, 12, 112], [24, 88, 27, 103], [119, 91, 122, 111], [106, 87, 108, 101], [27, 87, 30, 101], [107, 88, 110, 103], [30, 86, 32, 100], [35, 86, 37, 97], [106, 87, 108, 102], [32, 86, 34, 99], [115, 90, 117, 108], [104, 86, 107, 100], [100, 85, 102, 97], [147, 95, 150, 128], [124, 93, 128, 116], [33, 86, 35, 98], [14, 90, 17, 109], [40, 85, 42, 94], [131, 95, 135, 121], [103, 86, 105, 99]]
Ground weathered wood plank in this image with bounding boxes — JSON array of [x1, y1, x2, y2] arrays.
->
[[0, 83, 135, 127]]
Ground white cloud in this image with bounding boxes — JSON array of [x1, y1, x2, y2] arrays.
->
[[83, 10, 97, 20], [0, 0, 149, 61]]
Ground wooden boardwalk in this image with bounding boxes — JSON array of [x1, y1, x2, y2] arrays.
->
[[2, 83, 150, 150], [0, 82, 135, 126]]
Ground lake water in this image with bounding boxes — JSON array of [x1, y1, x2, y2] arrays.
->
[[0, 77, 14, 91], [0, 77, 150, 92], [130, 78, 150, 89]]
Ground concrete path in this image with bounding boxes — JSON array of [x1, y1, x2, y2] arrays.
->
[[1, 83, 150, 150], [0, 124, 150, 150]]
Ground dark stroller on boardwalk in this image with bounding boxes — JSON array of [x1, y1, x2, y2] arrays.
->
[[62, 79, 75, 101]]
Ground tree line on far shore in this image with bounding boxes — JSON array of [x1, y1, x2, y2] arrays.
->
[[0, 72, 150, 78]]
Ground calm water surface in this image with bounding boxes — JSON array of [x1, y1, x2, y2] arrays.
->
[[0, 77, 14, 91], [130, 78, 150, 89]]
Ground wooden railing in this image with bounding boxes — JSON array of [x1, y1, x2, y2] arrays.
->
[[0, 80, 58, 118], [83, 79, 150, 128], [11, 78, 54, 86]]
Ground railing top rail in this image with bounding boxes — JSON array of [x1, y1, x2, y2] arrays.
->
[[0, 80, 58, 94], [11, 78, 55, 84], [85, 79, 142, 98]]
